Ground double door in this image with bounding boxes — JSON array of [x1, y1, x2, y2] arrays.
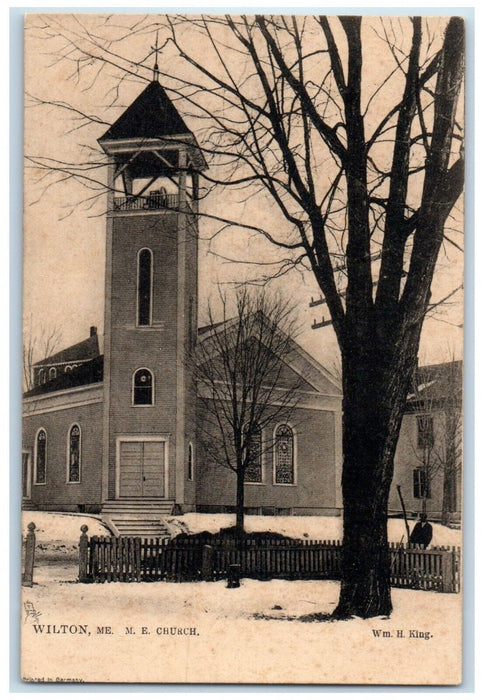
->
[[118, 440, 165, 498]]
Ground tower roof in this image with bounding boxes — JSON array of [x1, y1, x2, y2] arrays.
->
[[100, 80, 191, 142]]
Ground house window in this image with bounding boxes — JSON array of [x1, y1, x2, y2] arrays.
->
[[188, 442, 194, 481], [244, 424, 262, 483], [417, 414, 434, 448], [35, 429, 47, 484], [274, 424, 295, 484], [137, 248, 152, 326], [132, 368, 154, 405], [49, 367, 57, 380], [413, 469, 431, 499], [68, 424, 81, 483]]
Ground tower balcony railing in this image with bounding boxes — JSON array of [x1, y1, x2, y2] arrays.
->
[[113, 193, 194, 213]]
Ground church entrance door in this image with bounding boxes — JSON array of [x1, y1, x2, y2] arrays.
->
[[118, 440, 165, 498]]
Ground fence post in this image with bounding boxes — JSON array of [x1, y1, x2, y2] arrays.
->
[[442, 550, 453, 593], [79, 525, 89, 583], [201, 544, 213, 581], [227, 563, 241, 588], [22, 522, 36, 587]]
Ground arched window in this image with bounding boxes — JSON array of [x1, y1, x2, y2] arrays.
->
[[274, 424, 295, 485], [38, 369, 46, 385], [132, 368, 154, 405], [137, 248, 153, 326], [244, 423, 262, 483], [188, 442, 194, 481], [49, 367, 57, 380], [67, 424, 81, 483], [64, 365, 72, 373], [34, 429, 47, 484]]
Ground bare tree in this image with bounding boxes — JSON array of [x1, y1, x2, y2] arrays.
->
[[196, 288, 302, 535], [22, 319, 63, 392], [24, 14, 465, 617]]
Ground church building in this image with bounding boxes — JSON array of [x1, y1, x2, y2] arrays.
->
[[22, 77, 343, 534]]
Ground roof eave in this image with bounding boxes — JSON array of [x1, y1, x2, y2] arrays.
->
[[98, 134, 208, 170]]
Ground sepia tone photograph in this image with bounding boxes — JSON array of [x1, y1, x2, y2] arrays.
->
[[21, 12, 465, 685]]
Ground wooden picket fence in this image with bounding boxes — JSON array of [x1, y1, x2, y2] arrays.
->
[[78, 528, 460, 593]]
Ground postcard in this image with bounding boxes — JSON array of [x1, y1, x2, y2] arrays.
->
[[21, 12, 464, 685]]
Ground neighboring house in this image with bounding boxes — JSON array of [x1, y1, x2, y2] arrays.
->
[[21, 77, 343, 527], [389, 360, 462, 524]]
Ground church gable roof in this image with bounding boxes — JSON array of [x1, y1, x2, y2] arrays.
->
[[99, 80, 191, 142], [34, 332, 100, 367], [197, 316, 341, 397]]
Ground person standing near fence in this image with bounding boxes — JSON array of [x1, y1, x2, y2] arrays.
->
[[409, 513, 433, 549]]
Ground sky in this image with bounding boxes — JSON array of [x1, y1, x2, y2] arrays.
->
[[22, 13, 464, 369]]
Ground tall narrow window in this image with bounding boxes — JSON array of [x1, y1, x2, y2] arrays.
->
[[413, 468, 431, 499], [22, 451, 30, 498], [244, 424, 262, 483], [274, 424, 295, 484], [68, 424, 81, 483], [137, 248, 152, 326], [38, 369, 46, 385], [417, 414, 434, 448], [35, 429, 47, 484], [188, 442, 194, 481], [133, 368, 154, 405]]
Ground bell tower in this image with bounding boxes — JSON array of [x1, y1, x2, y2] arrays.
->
[[98, 78, 206, 514]]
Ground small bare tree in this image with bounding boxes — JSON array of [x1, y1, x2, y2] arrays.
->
[[196, 288, 302, 535], [409, 361, 462, 525], [22, 320, 63, 392]]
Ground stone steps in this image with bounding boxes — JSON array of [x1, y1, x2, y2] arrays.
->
[[101, 500, 174, 537]]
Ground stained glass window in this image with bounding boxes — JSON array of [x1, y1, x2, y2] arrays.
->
[[244, 424, 262, 483], [274, 424, 294, 484], [68, 424, 81, 483], [35, 430, 47, 484], [133, 368, 154, 405]]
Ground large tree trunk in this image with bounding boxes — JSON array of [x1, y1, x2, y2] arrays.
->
[[333, 340, 418, 619]]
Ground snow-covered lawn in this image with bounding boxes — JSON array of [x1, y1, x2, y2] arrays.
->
[[21, 564, 462, 685], [22, 510, 461, 565], [21, 512, 111, 561], [165, 513, 461, 547]]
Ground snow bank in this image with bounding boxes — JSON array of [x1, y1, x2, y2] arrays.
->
[[165, 513, 461, 547], [21, 510, 461, 548], [22, 511, 111, 544]]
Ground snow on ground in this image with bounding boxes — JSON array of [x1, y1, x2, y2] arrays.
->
[[20, 511, 462, 684], [22, 511, 111, 561], [21, 510, 460, 565], [22, 511, 111, 543], [21, 563, 462, 684], [165, 513, 462, 547]]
